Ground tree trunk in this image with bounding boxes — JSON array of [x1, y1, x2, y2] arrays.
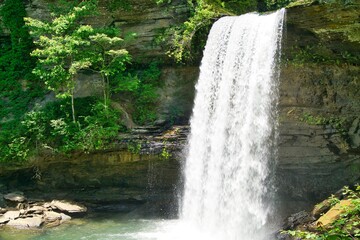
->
[[71, 89, 76, 123], [102, 74, 107, 107]]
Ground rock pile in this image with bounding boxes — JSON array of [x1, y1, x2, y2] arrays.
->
[[277, 187, 358, 240], [0, 192, 87, 229]]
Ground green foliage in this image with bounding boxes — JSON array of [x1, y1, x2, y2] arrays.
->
[[166, 0, 218, 63], [127, 141, 142, 154], [0, 0, 44, 162], [0, 98, 123, 162], [25, 0, 132, 124], [157, 0, 258, 63], [87, 29, 131, 106], [113, 62, 162, 125], [289, 45, 360, 66], [72, 102, 122, 152], [25, 0, 100, 122], [155, 0, 172, 4], [282, 185, 360, 240], [160, 142, 172, 160], [104, 0, 132, 11], [220, 0, 258, 14], [0, 0, 33, 77], [300, 113, 348, 135], [48, 0, 82, 16], [328, 194, 341, 206], [0, 1, 138, 163], [4, 137, 30, 162], [265, 0, 296, 10], [0, 0, 42, 122]]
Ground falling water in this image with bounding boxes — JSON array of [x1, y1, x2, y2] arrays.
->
[[181, 9, 285, 240]]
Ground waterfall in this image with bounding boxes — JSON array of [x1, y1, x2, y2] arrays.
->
[[181, 9, 285, 240]]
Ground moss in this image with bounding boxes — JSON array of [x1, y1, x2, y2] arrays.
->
[[286, 0, 315, 8]]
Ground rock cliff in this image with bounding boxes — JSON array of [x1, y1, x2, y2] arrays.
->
[[276, 1, 360, 210], [25, 0, 190, 62]]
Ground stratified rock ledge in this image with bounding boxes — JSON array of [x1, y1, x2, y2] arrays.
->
[[0, 192, 83, 229]]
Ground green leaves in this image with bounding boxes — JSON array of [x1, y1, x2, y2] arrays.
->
[[162, 0, 259, 63], [25, 1, 129, 123], [25, 9, 95, 100], [89, 33, 123, 45], [167, 1, 218, 63], [1, 0, 135, 162], [69, 59, 92, 74]]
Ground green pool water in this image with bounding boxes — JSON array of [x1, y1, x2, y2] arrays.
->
[[0, 214, 218, 240]]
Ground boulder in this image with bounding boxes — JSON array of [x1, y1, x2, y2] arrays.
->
[[316, 200, 353, 228], [44, 211, 62, 222], [311, 199, 332, 218], [44, 218, 61, 228], [4, 192, 25, 203], [0, 215, 9, 224], [26, 205, 46, 214], [3, 210, 20, 220], [43, 211, 62, 227], [50, 200, 87, 214], [43, 202, 53, 209], [59, 213, 71, 224], [282, 210, 314, 230], [16, 202, 28, 210], [7, 216, 43, 229]]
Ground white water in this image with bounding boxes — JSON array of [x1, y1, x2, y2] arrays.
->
[[181, 9, 285, 240]]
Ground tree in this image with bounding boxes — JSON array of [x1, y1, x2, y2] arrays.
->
[[24, 0, 130, 122], [88, 32, 131, 107]]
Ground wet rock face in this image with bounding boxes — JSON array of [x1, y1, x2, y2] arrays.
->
[[0, 126, 188, 217], [282, 210, 315, 230], [276, 1, 360, 207], [284, 1, 360, 59]]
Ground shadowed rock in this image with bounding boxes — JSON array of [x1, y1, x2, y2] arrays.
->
[[4, 192, 26, 203]]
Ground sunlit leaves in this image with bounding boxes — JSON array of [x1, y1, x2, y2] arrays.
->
[[25, 1, 105, 101], [166, 0, 219, 62], [89, 33, 123, 46]]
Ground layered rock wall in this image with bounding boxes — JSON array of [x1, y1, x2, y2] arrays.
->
[[25, 0, 189, 62], [276, 1, 360, 207]]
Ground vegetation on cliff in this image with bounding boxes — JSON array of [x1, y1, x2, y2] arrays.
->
[[161, 0, 302, 63], [0, 0, 161, 162], [160, 0, 260, 63], [25, 0, 132, 123], [0, 0, 43, 161]]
